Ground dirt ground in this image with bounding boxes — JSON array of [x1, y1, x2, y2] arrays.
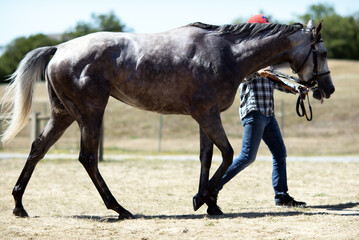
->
[[1, 157, 358, 239]]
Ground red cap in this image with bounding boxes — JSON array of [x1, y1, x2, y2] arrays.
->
[[247, 14, 270, 24]]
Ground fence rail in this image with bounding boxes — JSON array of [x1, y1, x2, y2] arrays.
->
[[1, 101, 285, 160], [0, 98, 285, 160], [0, 111, 104, 161]]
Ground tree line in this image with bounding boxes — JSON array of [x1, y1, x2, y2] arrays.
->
[[297, 4, 359, 59], [0, 12, 127, 83], [0, 4, 358, 83]]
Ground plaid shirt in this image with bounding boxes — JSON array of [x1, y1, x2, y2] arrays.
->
[[239, 72, 296, 120]]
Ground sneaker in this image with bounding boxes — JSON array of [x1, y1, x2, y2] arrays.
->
[[275, 195, 306, 207]]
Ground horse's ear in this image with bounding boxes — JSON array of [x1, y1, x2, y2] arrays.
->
[[307, 19, 314, 29], [315, 20, 323, 35]]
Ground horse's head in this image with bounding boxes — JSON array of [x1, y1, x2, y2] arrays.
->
[[290, 20, 335, 100]]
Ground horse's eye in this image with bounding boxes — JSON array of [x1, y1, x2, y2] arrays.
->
[[321, 52, 327, 58]]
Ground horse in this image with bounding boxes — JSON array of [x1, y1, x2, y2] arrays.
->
[[1, 19, 334, 219]]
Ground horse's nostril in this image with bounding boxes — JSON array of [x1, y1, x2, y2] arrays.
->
[[330, 87, 335, 94]]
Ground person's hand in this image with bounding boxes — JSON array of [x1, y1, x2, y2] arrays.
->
[[296, 85, 309, 93], [258, 67, 271, 78], [296, 85, 309, 98]]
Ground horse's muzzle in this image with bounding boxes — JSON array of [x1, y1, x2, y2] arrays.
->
[[316, 75, 335, 99], [313, 86, 335, 100], [324, 85, 335, 98]]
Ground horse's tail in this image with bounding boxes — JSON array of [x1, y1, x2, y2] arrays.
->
[[1, 46, 57, 144]]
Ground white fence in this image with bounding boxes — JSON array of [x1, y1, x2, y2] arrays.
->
[[0, 109, 105, 161]]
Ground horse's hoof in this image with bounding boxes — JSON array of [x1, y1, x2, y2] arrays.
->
[[193, 193, 205, 211], [13, 207, 29, 218], [207, 205, 223, 216], [118, 210, 135, 220]]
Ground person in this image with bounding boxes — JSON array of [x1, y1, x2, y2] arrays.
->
[[208, 14, 307, 215]]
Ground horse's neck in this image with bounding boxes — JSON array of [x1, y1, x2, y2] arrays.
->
[[233, 31, 307, 78]]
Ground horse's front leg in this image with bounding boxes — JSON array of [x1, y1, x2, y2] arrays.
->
[[193, 127, 213, 211], [192, 108, 233, 214]]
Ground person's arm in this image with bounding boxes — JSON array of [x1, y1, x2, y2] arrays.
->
[[244, 66, 272, 82], [243, 72, 260, 82], [258, 67, 308, 94]]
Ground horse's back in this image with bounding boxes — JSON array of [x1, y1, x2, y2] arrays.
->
[[47, 27, 237, 115]]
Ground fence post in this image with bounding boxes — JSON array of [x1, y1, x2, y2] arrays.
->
[[158, 114, 163, 152], [0, 104, 2, 149], [30, 112, 40, 143], [280, 100, 285, 137]]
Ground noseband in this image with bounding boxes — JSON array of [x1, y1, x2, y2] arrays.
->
[[292, 33, 331, 90]]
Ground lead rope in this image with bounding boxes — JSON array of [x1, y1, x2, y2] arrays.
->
[[266, 70, 314, 121], [296, 88, 313, 121]]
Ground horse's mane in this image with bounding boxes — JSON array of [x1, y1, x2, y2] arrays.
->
[[188, 22, 303, 38]]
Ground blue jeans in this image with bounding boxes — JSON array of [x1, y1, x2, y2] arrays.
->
[[216, 111, 288, 199]]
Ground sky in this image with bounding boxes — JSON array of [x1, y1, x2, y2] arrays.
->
[[0, 0, 358, 48]]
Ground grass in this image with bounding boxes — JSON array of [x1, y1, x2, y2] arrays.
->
[[1, 59, 358, 156], [0, 158, 358, 239]]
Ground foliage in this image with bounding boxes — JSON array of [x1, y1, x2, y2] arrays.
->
[[298, 3, 359, 59], [0, 12, 127, 84], [234, 4, 359, 60], [61, 11, 127, 41], [0, 34, 60, 83]]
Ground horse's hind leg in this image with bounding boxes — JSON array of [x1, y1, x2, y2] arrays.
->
[[12, 95, 74, 217], [63, 82, 134, 219], [77, 113, 134, 220]]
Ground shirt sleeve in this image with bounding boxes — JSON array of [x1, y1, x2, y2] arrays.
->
[[273, 81, 297, 94], [244, 72, 260, 82]]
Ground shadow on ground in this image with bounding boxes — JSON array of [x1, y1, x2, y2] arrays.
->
[[69, 202, 359, 222]]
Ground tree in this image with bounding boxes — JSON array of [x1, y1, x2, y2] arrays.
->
[[299, 3, 335, 22], [299, 3, 359, 59], [0, 34, 60, 83], [61, 11, 128, 41], [0, 12, 128, 83]]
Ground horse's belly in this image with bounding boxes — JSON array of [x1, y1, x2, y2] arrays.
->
[[110, 86, 191, 115]]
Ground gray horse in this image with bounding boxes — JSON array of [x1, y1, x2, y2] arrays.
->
[[1, 20, 334, 219]]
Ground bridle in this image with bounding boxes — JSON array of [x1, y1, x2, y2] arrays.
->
[[291, 30, 331, 121], [292, 31, 331, 90], [268, 26, 332, 121]]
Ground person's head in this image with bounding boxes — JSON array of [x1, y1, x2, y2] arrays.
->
[[247, 14, 270, 24]]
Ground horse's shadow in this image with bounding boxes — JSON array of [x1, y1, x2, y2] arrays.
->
[[70, 202, 359, 222]]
